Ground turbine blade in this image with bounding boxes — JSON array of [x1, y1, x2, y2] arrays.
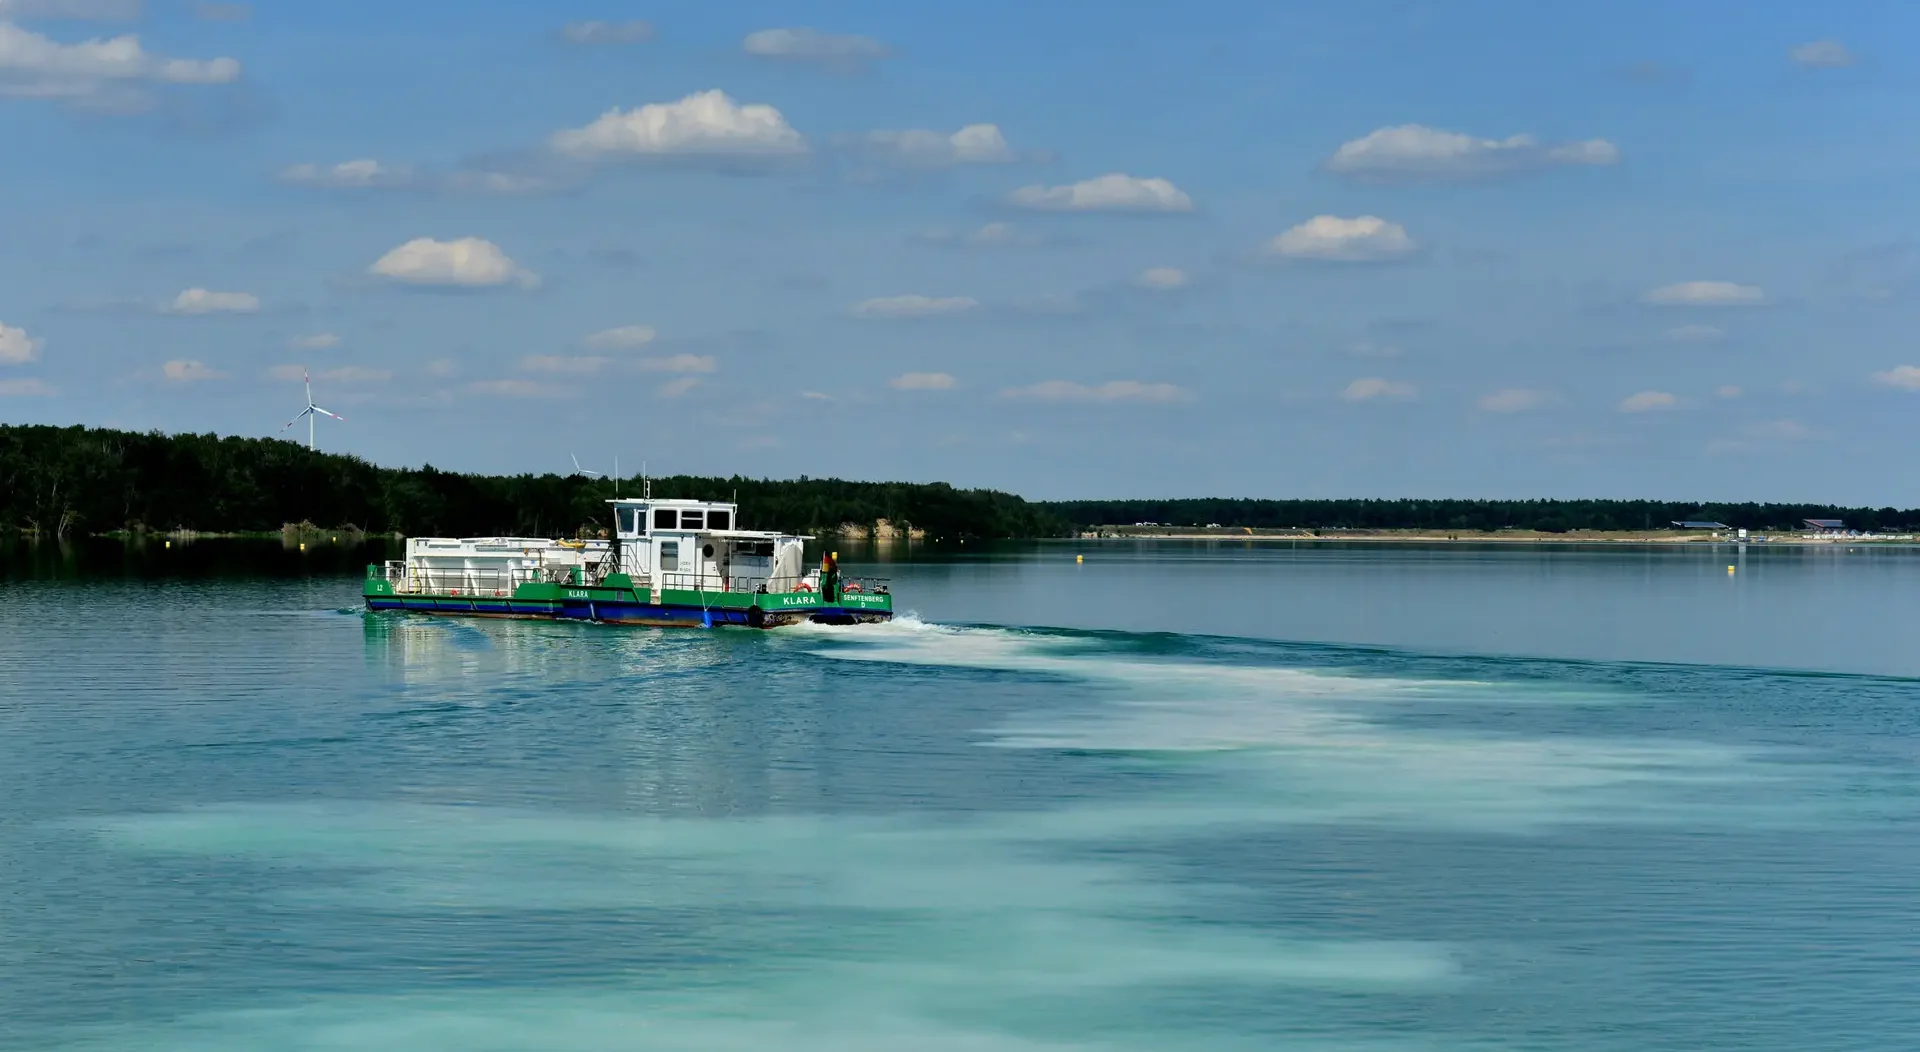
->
[[279, 407, 312, 432], [311, 405, 344, 421]]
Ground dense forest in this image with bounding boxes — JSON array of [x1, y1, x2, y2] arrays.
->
[[1040, 498, 1920, 533], [0, 425, 1064, 540], [4, 425, 1912, 540]]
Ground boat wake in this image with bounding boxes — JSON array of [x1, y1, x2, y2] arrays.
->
[[802, 618, 1857, 835]]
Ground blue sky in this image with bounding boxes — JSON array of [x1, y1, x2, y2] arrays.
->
[[2, 0, 1917, 502]]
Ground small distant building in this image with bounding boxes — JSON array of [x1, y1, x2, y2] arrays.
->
[[1803, 518, 1855, 538], [1671, 520, 1730, 530]]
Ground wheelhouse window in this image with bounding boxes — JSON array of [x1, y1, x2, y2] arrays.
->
[[617, 507, 638, 535], [660, 541, 679, 571], [680, 510, 704, 530], [653, 509, 677, 530], [707, 510, 731, 531]]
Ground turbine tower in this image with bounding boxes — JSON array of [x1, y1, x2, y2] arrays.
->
[[280, 369, 344, 451]]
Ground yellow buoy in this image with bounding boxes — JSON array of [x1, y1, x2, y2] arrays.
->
[[299, 542, 306, 551], [165, 540, 171, 549], [1727, 565, 1735, 574], [1076, 554, 1084, 563]]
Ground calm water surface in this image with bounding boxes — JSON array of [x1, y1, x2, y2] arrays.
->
[[2, 540, 1916, 1050]]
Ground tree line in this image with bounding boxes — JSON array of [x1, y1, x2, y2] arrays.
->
[[0, 425, 1065, 540], [1038, 498, 1920, 533], [5, 425, 1911, 540]]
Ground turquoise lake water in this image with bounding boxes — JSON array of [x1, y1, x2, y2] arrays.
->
[[2, 540, 1917, 1050]]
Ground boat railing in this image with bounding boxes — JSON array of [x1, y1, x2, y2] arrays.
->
[[377, 561, 570, 597], [648, 572, 891, 596], [378, 560, 891, 599]]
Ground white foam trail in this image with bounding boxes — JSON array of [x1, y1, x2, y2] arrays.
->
[[76, 801, 1460, 1050], [805, 621, 1838, 833], [50, 990, 1457, 1052]]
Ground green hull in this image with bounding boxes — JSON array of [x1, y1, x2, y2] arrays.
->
[[364, 572, 892, 628]]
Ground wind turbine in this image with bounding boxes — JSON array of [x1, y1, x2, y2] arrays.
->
[[570, 453, 605, 479], [281, 369, 344, 451]]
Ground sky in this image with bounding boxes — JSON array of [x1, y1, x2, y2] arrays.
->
[[1, 0, 1917, 503]]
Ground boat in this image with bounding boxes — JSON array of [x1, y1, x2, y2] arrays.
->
[[363, 496, 893, 628]]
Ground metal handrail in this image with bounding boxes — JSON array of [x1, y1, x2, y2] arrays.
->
[[377, 562, 578, 596], [377, 560, 890, 598]]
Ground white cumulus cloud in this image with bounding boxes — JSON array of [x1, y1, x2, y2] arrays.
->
[[0, 21, 239, 104], [0, 321, 41, 363], [1006, 173, 1193, 213], [742, 27, 889, 71], [582, 324, 657, 350], [1477, 388, 1551, 413], [657, 376, 700, 399], [851, 294, 979, 319], [1001, 379, 1188, 403], [962, 222, 1033, 248], [520, 354, 610, 375], [1135, 266, 1190, 290], [1326, 124, 1620, 180], [860, 123, 1013, 165], [1643, 281, 1764, 306], [1790, 40, 1854, 67], [1342, 377, 1417, 402], [279, 161, 554, 195], [279, 159, 410, 188], [890, 371, 956, 390], [1618, 390, 1678, 413], [163, 288, 258, 314], [1871, 365, 1920, 390], [915, 222, 1044, 249], [637, 354, 717, 374], [161, 358, 225, 381], [369, 237, 537, 288], [1268, 215, 1418, 262], [560, 20, 653, 45], [550, 90, 805, 160]]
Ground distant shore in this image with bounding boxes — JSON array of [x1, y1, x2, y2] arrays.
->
[[1075, 527, 1916, 545]]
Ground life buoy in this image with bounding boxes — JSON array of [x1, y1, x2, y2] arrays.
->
[[794, 581, 815, 593], [843, 582, 863, 593]]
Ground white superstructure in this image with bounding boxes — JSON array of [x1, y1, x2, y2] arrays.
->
[[604, 498, 809, 594], [395, 536, 609, 595], [383, 498, 808, 597]]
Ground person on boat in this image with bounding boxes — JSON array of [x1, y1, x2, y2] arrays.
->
[[822, 551, 839, 602]]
